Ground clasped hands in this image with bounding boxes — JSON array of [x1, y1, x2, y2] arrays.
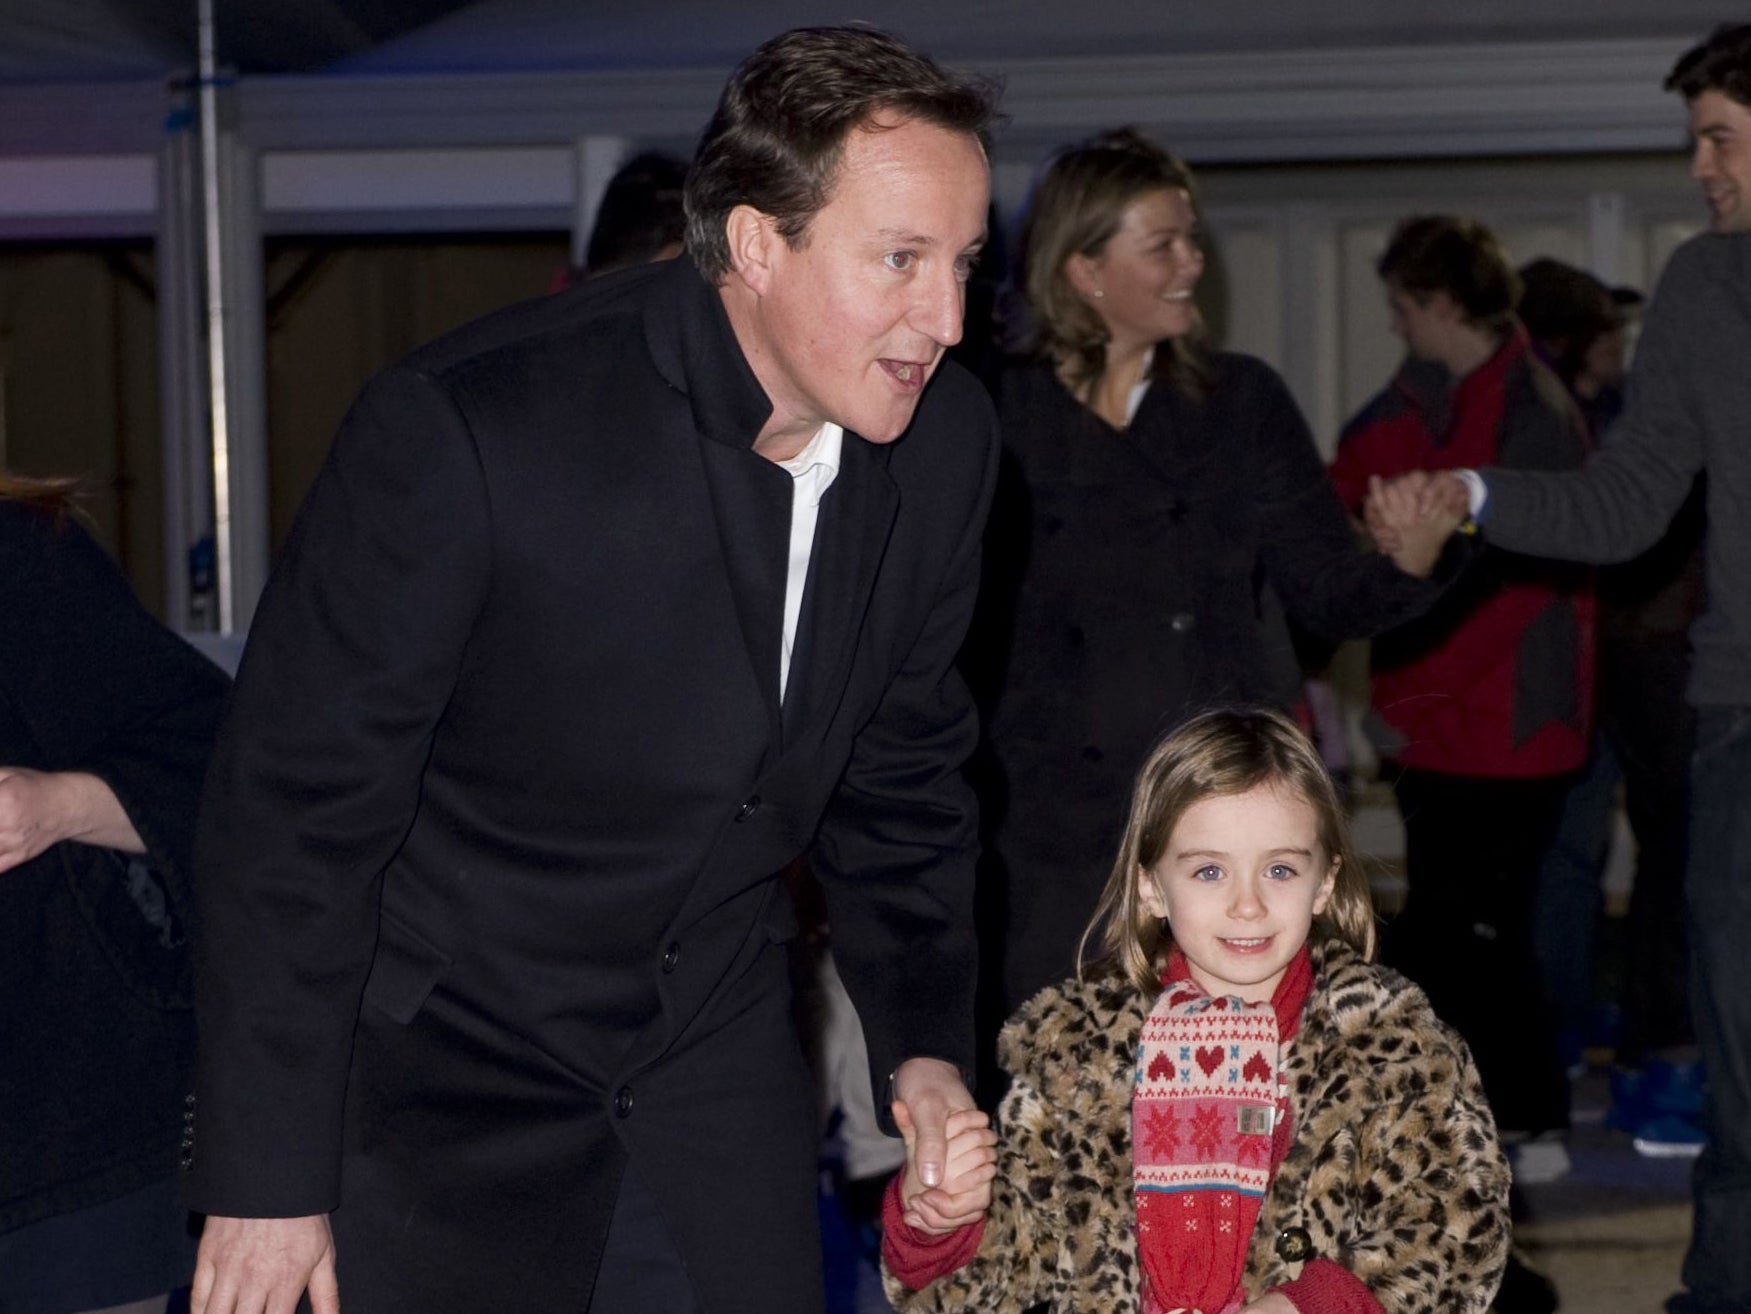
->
[[1360, 470, 1472, 576], [891, 1055, 998, 1235]]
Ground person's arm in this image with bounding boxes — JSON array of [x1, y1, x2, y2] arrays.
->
[[809, 396, 999, 1187], [0, 768, 143, 871], [1312, 1024, 1511, 1314], [0, 501, 229, 891], [187, 364, 494, 1305], [1245, 366, 1455, 640], [1478, 249, 1707, 564]]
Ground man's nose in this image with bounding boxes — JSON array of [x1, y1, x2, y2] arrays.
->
[[1692, 140, 1713, 180], [914, 267, 966, 348]]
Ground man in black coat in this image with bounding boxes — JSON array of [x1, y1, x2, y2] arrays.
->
[[186, 27, 998, 1314]]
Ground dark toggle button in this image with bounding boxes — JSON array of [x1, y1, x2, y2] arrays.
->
[[1275, 1226, 1313, 1264], [614, 1086, 634, 1118], [184, 1093, 196, 1107], [662, 942, 680, 973], [1169, 612, 1196, 634], [735, 796, 761, 822]]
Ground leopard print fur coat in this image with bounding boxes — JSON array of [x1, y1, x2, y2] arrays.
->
[[885, 938, 1510, 1314]]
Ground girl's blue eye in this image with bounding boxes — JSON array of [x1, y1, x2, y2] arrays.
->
[[1193, 864, 1222, 882], [1267, 863, 1296, 880]]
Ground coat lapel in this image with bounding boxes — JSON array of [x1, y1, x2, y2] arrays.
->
[[643, 257, 792, 743], [698, 443, 792, 742], [781, 433, 898, 742]]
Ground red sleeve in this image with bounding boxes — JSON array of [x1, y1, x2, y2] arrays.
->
[[1328, 426, 1379, 512], [1274, 1257, 1387, 1314], [879, 1170, 987, 1291]]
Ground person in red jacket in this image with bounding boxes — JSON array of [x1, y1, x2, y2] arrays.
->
[[1330, 215, 1593, 1157]]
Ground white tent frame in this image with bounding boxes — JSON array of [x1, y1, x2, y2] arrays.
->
[[0, 33, 1696, 628]]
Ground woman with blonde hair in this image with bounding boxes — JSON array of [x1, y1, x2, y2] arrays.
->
[[980, 130, 1465, 1010]]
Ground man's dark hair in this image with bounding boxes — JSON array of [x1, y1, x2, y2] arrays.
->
[[684, 26, 999, 285], [1665, 24, 1751, 107], [1377, 214, 1520, 333], [584, 151, 689, 276]]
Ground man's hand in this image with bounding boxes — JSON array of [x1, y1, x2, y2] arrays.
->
[[891, 1057, 984, 1230], [191, 1214, 339, 1314], [893, 1101, 997, 1234]]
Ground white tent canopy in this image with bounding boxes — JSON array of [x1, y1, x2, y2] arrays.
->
[[0, 0, 1725, 629]]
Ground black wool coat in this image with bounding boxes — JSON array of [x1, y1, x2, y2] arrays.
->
[[185, 256, 998, 1314], [0, 501, 228, 1232], [979, 355, 1446, 1008]]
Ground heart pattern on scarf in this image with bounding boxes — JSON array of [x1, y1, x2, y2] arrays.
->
[[1195, 1044, 1224, 1077], [1243, 1051, 1272, 1083]]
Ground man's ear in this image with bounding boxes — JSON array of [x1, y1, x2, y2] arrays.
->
[[726, 205, 776, 296]]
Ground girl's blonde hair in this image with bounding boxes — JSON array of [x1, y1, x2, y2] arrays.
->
[[1078, 707, 1376, 994], [1016, 127, 1212, 404]]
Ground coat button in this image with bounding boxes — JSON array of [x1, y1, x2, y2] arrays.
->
[[735, 796, 761, 822], [1275, 1225, 1313, 1263], [662, 942, 680, 973], [614, 1086, 634, 1118], [1169, 612, 1196, 634]]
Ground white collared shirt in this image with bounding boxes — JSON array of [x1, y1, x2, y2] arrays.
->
[[775, 422, 844, 700]]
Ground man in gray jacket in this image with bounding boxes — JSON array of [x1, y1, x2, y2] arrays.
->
[[1393, 24, 1751, 1314]]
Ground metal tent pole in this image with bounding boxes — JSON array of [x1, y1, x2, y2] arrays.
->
[[196, 0, 235, 633]]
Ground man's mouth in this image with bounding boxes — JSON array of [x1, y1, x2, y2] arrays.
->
[[881, 360, 929, 389], [1160, 289, 1195, 303]]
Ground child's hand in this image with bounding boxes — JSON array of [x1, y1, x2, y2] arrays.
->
[[893, 1099, 997, 1235]]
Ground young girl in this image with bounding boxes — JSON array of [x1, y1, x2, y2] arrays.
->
[[884, 707, 1511, 1314]]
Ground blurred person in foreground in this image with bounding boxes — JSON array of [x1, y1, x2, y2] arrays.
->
[[1382, 25, 1751, 1313], [184, 25, 1001, 1314], [0, 472, 228, 1314], [1330, 217, 1594, 1170], [1518, 257, 1706, 1153], [978, 129, 1464, 1016]]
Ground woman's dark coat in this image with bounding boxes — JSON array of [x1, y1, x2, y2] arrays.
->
[[981, 355, 1446, 1007], [0, 500, 228, 1231]]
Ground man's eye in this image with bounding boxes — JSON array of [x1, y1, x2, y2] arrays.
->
[[884, 251, 916, 271], [953, 253, 980, 280]]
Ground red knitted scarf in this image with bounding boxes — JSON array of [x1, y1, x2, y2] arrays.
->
[[1132, 945, 1312, 1314]]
